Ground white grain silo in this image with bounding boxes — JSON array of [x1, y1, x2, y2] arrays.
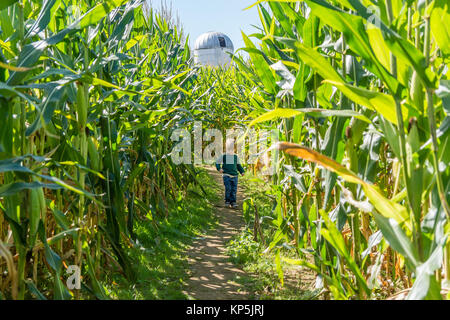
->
[[194, 31, 234, 67]]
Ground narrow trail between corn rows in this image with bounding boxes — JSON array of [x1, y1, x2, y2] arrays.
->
[[182, 167, 250, 300]]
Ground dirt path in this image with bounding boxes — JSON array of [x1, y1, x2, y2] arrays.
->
[[182, 167, 250, 300]]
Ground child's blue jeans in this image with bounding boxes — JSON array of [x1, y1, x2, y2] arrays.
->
[[223, 175, 238, 204]]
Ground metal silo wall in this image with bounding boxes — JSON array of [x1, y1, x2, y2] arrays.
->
[[194, 48, 233, 67]]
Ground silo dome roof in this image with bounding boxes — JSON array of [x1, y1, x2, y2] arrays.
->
[[194, 31, 234, 51]]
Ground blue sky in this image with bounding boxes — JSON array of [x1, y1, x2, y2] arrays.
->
[[149, 0, 263, 51]]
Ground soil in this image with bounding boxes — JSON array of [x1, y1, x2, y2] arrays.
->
[[182, 167, 318, 300], [182, 167, 250, 299]]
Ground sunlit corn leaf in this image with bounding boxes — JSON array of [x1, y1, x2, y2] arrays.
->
[[275, 141, 410, 227]]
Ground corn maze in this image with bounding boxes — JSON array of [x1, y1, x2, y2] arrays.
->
[[0, 0, 449, 300]]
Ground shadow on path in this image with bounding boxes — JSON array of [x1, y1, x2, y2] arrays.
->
[[183, 167, 249, 300]]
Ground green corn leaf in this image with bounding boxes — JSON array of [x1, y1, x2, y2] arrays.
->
[[84, 246, 110, 300], [46, 228, 79, 245], [362, 230, 383, 259], [275, 250, 284, 286], [0, 181, 63, 197], [38, 222, 62, 272], [303, 0, 401, 94], [332, 0, 438, 88], [25, 0, 61, 39], [49, 201, 70, 231], [242, 32, 277, 94], [0, 156, 100, 204], [0, 0, 18, 11], [366, 24, 390, 71], [249, 107, 372, 128], [24, 280, 48, 300], [282, 256, 336, 286], [0, 82, 39, 107], [249, 108, 302, 126], [372, 213, 420, 268], [430, 0, 450, 56], [7, 0, 129, 85], [76, 0, 129, 30], [407, 241, 446, 300], [53, 276, 72, 300], [379, 117, 401, 159], [278, 40, 410, 125], [320, 209, 370, 295], [26, 82, 68, 136], [268, 2, 295, 38], [324, 80, 409, 125]]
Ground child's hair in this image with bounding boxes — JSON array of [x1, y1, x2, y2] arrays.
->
[[225, 138, 235, 154]]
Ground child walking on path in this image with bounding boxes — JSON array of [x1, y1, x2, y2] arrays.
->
[[215, 139, 245, 208]]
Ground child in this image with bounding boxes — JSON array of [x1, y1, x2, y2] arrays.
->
[[215, 139, 245, 208]]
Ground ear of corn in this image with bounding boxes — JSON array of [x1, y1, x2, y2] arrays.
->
[[28, 188, 41, 248]]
